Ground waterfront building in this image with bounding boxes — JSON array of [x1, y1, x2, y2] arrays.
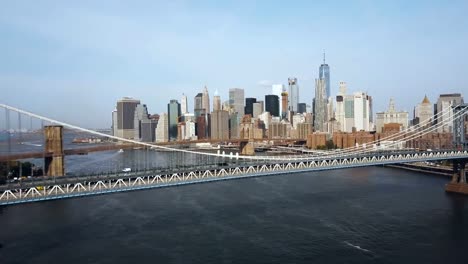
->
[[375, 98, 409, 133], [155, 113, 168, 143], [211, 110, 230, 140], [265, 95, 280, 117], [116, 97, 140, 139], [288, 78, 299, 112], [268, 120, 291, 139], [435, 93, 464, 133], [294, 123, 313, 139], [167, 99, 181, 141]]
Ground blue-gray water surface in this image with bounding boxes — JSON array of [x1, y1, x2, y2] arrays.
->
[[1, 166, 468, 264]]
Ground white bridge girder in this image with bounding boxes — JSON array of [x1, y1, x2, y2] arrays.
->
[[1, 150, 468, 205]]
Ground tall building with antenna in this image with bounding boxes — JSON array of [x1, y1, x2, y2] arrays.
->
[[314, 51, 331, 132], [319, 51, 330, 98]]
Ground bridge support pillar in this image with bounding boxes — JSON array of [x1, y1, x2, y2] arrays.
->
[[446, 160, 468, 195], [44, 125, 64, 176], [239, 141, 255, 156]]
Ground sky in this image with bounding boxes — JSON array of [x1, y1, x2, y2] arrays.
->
[[1, 0, 467, 128]]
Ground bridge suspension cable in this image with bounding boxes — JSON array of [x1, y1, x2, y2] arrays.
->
[[0, 102, 466, 163], [316, 104, 464, 158]]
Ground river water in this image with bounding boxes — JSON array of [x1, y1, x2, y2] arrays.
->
[[1, 164, 467, 264]]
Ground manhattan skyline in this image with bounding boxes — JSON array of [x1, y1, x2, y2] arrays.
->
[[1, 1, 467, 128]]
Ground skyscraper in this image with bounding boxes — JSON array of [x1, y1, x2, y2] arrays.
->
[[288, 78, 299, 112], [281, 91, 288, 120], [194, 93, 204, 118], [313, 78, 327, 132], [181, 93, 188, 114], [133, 104, 150, 140], [213, 90, 221, 111], [211, 110, 230, 140], [116, 97, 140, 139], [245, 97, 257, 116], [335, 88, 372, 133], [319, 52, 331, 98], [202, 86, 210, 114], [435, 93, 464, 132], [253, 102, 263, 118], [265, 95, 280, 117], [167, 99, 181, 141], [413, 95, 432, 127], [111, 108, 118, 136], [229, 88, 245, 116], [155, 113, 168, 143], [298, 103, 307, 114], [272, 84, 285, 115]]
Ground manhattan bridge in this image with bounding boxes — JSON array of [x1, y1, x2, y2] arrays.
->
[[0, 102, 467, 206]]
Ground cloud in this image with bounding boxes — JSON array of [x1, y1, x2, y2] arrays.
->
[[257, 80, 273, 87]]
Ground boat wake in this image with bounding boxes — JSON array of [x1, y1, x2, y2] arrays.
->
[[21, 142, 42, 147], [344, 241, 372, 253]]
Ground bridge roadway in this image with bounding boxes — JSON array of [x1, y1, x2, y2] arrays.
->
[[1, 149, 467, 206]]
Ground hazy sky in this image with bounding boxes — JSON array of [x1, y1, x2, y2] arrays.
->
[[1, 0, 467, 128]]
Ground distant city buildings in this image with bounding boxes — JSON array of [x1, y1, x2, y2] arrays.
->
[[167, 99, 181, 141], [313, 78, 327, 132], [375, 98, 409, 133], [194, 93, 204, 118], [334, 82, 372, 132], [435, 93, 464, 133], [116, 97, 140, 139], [245, 97, 257, 117], [134, 104, 150, 140], [413, 95, 432, 127], [272, 84, 285, 115], [155, 113, 168, 143], [319, 52, 331, 98], [211, 110, 229, 140], [181, 93, 188, 114], [229, 88, 245, 117], [108, 52, 464, 148], [202, 86, 210, 114], [265, 95, 280, 117], [253, 102, 263, 118], [288, 78, 299, 112], [213, 90, 221, 111]]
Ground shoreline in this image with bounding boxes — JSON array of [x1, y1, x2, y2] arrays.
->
[[384, 163, 452, 178]]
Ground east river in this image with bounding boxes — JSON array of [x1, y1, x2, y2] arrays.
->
[[1, 158, 468, 263]]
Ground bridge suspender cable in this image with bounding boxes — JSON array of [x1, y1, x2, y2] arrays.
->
[[0, 102, 466, 163]]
